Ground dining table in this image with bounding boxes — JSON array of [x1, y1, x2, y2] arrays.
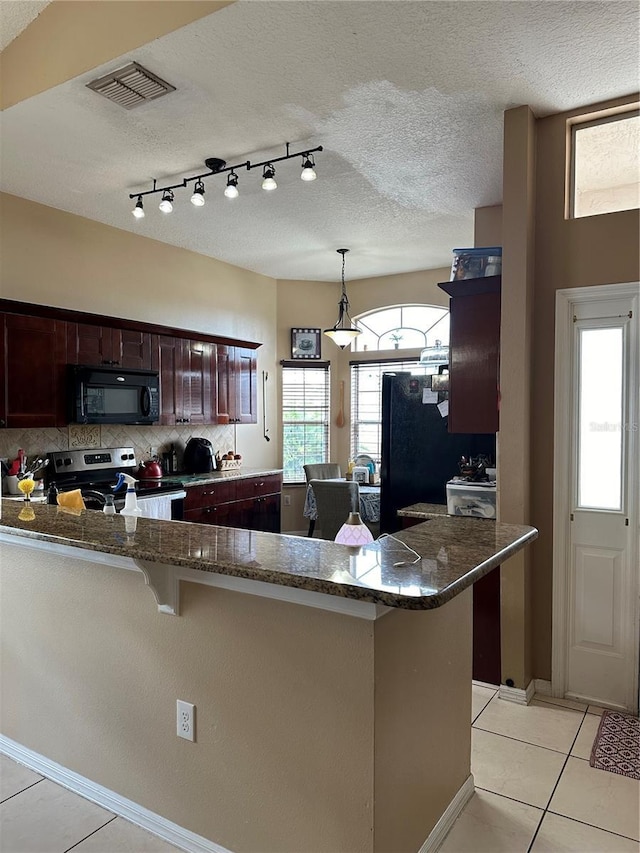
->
[[303, 478, 381, 531]]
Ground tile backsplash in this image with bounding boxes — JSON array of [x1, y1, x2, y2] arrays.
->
[[0, 424, 235, 471]]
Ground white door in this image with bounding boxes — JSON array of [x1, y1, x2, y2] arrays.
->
[[553, 284, 639, 713]]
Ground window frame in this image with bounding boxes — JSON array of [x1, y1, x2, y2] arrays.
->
[[281, 360, 331, 484], [569, 107, 640, 220]]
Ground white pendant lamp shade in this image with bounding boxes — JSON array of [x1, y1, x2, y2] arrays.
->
[[262, 164, 277, 191], [324, 327, 361, 349], [158, 190, 174, 213], [132, 196, 145, 218], [334, 512, 374, 546]]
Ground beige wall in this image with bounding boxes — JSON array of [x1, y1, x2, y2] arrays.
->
[[276, 268, 449, 532], [1, 541, 471, 852], [0, 192, 278, 470], [0, 0, 231, 110], [529, 94, 640, 679]]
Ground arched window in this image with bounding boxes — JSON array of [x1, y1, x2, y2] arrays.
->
[[350, 305, 450, 461], [353, 304, 449, 352]]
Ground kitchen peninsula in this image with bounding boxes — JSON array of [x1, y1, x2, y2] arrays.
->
[[0, 503, 536, 852]]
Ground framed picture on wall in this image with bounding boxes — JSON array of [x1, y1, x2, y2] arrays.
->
[[291, 328, 321, 359]]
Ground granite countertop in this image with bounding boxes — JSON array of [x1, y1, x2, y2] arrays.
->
[[0, 501, 537, 610], [164, 468, 283, 487], [397, 502, 449, 519]]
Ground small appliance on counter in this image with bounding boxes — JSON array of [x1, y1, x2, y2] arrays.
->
[[137, 459, 164, 480], [183, 437, 215, 474], [446, 479, 496, 518]]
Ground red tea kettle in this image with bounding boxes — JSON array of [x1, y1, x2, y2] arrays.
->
[[137, 459, 164, 480]]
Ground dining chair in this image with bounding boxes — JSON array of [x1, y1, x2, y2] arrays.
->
[[309, 479, 359, 542], [303, 463, 342, 536]]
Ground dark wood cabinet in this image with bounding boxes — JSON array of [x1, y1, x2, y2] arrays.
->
[[153, 336, 215, 426], [0, 300, 260, 429], [182, 474, 282, 533], [438, 276, 501, 434], [2, 313, 68, 427], [68, 323, 152, 369], [215, 345, 257, 425]]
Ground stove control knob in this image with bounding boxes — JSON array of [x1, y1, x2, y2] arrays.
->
[[64, 458, 72, 466]]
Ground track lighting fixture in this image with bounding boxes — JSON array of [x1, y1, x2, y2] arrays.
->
[[300, 154, 317, 181], [128, 142, 322, 216], [224, 171, 239, 199], [324, 249, 362, 349], [132, 196, 145, 219], [261, 164, 277, 191], [159, 190, 174, 213], [190, 179, 205, 206]]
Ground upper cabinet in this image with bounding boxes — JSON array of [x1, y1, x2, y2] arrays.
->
[[68, 323, 152, 369], [0, 300, 261, 429], [215, 345, 257, 425], [438, 276, 501, 434], [2, 313, 68, 427]]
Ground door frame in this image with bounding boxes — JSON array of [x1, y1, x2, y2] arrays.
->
[[552, 282, 640, 710]]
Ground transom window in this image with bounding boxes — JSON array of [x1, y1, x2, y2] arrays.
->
[[571, 109, 640, 218], [353, 305, 449, 353]]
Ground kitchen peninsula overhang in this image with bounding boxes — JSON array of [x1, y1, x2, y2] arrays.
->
[[0, 502, 537, 616]]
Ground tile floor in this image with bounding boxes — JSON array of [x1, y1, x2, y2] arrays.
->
[[442, 685, 640, 852], [1, 688, 638, 852]]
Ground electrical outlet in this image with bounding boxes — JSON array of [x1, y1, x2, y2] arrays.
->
[[177, 700, 195, 742], [283, 494, 291, 506]]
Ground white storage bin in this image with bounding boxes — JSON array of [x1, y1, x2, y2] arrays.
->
[[446, 481, 496, 518], [352, 466, 369, 484]]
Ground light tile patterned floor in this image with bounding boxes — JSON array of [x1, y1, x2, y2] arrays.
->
[[0, 755, 180, 853], [442, 686, 640, 852], [1, 689, 638, 852]]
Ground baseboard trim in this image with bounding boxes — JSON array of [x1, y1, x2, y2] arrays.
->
[[533, 679, 552, 696], [417, 774, 475, 853], [0, 736, 232, 853], [472, 680, 499, 691], [498, 680, 535, 705]]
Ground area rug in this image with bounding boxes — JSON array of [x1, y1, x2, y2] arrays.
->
[[590, 710, 640, 781]]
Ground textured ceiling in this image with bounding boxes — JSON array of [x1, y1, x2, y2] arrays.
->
[[0, 0, 51, 51], [1, 1, 638, 281]]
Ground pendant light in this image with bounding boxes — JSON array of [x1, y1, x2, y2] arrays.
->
[[324, 249, 361, 349]]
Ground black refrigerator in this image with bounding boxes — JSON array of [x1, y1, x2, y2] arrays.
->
[[380, 373, 496, 533]]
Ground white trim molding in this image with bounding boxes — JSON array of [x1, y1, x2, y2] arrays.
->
[[498, 680, 535, 705], [417, 774, 475, 853], [0, 736, 232, 853], [533, 679, 552, 696]]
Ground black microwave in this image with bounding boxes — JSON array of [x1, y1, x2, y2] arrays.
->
[[71, 365, 160, 425]]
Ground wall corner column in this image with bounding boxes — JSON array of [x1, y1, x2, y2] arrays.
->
[[499, 105, 536, 690]]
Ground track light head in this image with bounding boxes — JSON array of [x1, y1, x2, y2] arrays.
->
[[224, 172, 239, 199], [262, 164, 277, 191], [132, 196, 145, 219], [300, 154, 317, 181], [159, 190, 174, 213], [190, 179, 206, 206]]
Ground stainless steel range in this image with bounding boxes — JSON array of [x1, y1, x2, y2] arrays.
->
[[46, 447, 186, 518]]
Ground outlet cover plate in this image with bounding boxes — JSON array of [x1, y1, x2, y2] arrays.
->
[[177, 700, 195, 742]]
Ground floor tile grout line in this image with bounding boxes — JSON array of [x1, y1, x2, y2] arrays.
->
[[472, 724, 577, 756], [0, 776, 44, 805], [474, 785, 545, 812], [62, 814, 119, 853], [545, 809, 640, 844], [526, 708, 588, 853]]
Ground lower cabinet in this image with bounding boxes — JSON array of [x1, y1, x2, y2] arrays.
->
[[183, 474, 282, 533]]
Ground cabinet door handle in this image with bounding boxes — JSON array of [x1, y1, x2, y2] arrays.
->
[[255, 482, 264, 488]]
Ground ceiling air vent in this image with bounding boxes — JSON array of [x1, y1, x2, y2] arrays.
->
[[86, 62, 175, 110]]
